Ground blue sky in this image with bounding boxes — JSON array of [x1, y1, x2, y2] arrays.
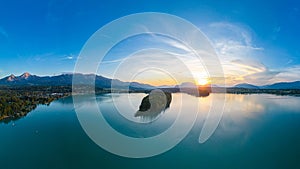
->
[[0, 0, 299, 85]]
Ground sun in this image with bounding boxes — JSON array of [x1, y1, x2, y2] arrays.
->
[[196, 76, 210, 86]]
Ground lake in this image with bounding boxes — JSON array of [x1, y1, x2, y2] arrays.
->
[[1, 93, 300, 169]]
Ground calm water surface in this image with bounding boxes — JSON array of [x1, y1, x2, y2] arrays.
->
[[1, 93, 300, 169]]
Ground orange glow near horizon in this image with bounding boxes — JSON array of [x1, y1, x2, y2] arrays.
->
[[196, 77, 209, 86], [133, 76, 212, 87], [194, 73, 211, 86], [129, 70, 213, 87]]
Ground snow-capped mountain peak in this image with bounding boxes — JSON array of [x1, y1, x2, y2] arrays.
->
[[7, 74, 16, 81], [20, 72, 31, 79]]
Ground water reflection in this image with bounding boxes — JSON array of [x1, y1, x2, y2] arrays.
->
[[1, 93, 300, 168], [44, 92, 300, 137], [206, 94, 300, 142], [135, 90, 172, 120], [180, 86, 211, 97]]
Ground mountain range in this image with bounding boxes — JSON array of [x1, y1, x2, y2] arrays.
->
[[0, 72, 155, 90], [0, 72, 299, 90], [234, 81, 300, 90]]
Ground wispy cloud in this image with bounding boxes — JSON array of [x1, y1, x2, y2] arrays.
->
[[98, 21, 298, 86], [61, 54, 78, 61], [272, 65, 300, 83], [101, 58, 126, 64], [25, 52, 77, 68], [220, 58, 280, 85], [230, 59, 266, 73], [99, 48, 207, 86], [200, 21, 287, 85], [207, 22, 264, 57], [28, 53, 78, 62], [160, 38, 192, 53]]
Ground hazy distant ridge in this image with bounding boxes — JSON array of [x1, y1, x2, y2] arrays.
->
[[234, 81, 300, 89], [1, 73, 299, 90], [0, 73, 155, 90]]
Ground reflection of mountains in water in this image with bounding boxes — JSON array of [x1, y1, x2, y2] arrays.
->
[[135, 90, 172, 120]]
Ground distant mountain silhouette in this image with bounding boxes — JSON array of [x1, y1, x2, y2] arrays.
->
[[1, 73, 299, 90], [234, 83, 260, 89], [175, 82, 198, 88], [234, 81, 300, 89], [261, 81, 300, 89], [0, 73, 155, 90]]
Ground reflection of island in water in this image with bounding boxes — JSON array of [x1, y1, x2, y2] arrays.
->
[[160, 83, 212, 97], [180, 86, 211, 97], [135, 90, 172, 120]]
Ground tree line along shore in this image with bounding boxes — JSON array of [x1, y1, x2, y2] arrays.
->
[[0, 86, 71, 122]]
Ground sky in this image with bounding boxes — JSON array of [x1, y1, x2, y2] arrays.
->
[[0, 0, 299, 86]]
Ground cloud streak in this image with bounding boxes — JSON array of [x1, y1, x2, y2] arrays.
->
[[98, 22, 298, 86], [200, 21, 293, 85], [271, 65, 300, 83]]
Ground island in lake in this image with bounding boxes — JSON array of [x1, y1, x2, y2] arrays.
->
[[135, 90, 172, 119]]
